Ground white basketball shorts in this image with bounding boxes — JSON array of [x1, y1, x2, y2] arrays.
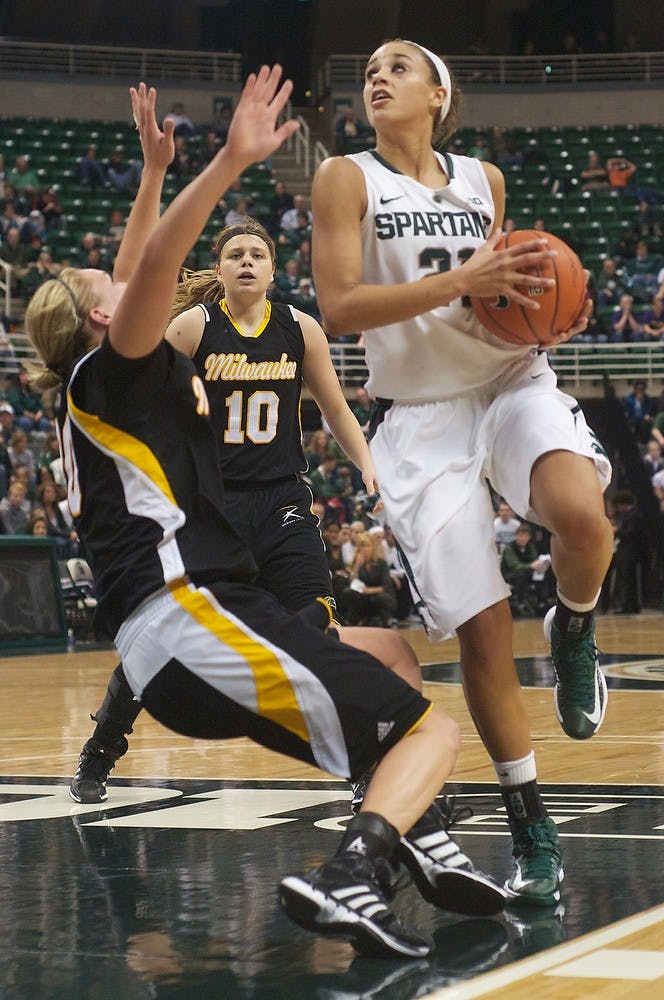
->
[[370, 350, 612, 640]]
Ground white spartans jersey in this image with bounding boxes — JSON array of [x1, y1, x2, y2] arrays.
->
[[347, 150, 531, 402]]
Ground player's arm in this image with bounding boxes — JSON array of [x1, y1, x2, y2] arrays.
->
[[299, 311, 378, 496], [312, 157, 558, 336], [113, 84, 175, 284], [109, 67, 298, 360], [481, 161, 506, 233], [165, 306, 206, 357]]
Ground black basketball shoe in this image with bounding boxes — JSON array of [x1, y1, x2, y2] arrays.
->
[[398, 798, 506, 916], [279, 852, 433, 959], [69, 736, 128, 804]]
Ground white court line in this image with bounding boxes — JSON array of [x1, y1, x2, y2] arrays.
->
[[423, 903, 664, 999]]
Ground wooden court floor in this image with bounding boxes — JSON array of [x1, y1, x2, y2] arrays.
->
[[1, 611, 664, 998]]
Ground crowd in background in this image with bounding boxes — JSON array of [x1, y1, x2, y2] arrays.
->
[[1, 77, 664, 618]]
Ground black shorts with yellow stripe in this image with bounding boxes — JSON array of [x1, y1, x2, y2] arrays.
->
[[119, 577, 431, 782], [223, 476, 333, 614]]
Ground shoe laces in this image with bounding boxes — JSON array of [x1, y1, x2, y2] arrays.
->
[[436, 794, 474, 830], [513, 821, 561, 876], [552, 629, 600, 704]]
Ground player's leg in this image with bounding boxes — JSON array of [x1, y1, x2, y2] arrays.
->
[[372, 400, 561, 906], [490, 378, 612, 742], [69, 663, 140, 803], [120, 581, 504, 956], [530, 450, 613, 739]]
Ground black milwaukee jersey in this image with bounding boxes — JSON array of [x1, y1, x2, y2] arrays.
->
[[193, 300, 307, 484], [59, 337, 257, 638]]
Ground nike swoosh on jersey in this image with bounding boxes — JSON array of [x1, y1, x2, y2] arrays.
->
[[531, 372, 545, 379], [379, 195, 406, 204]]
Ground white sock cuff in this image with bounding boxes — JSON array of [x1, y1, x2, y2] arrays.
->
[[556, 587, 602, 614], [492, 750, 537, 788]]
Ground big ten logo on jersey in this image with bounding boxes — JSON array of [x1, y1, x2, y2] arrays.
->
[[2, 782, 664, 837]]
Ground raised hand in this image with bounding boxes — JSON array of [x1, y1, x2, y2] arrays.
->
[[224, 65, 300, 168], [130, 82, 175, 172]]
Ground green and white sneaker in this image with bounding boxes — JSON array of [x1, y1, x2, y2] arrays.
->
[[505, 817, 563, 907], [544, 607, 608, 740]]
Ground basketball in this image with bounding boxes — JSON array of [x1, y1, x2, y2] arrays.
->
[[470, 230, 587, 347]]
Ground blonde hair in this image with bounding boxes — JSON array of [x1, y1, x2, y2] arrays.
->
[[24, 268, 98, 390], [170, 217, 276, 321]]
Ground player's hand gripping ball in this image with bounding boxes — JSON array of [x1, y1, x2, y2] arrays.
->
[[471, 230, 587, 347]]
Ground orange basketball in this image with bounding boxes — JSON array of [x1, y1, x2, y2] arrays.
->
[[470, 230, 587, 347]]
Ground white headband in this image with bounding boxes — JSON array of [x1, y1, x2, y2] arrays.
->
[[404, 40, 452, 123]]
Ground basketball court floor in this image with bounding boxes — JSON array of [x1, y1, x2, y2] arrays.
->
[[1, 612, 663, 999]]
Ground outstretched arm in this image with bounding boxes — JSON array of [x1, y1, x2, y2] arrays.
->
[[110, 66, 298, 359], [112, 83, 175, 283]]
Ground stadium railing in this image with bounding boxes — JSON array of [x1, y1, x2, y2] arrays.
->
[[0, 39, 242, 82], [315, 51, 664, 97]]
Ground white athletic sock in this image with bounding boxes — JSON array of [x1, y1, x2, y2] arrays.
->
[[492, 750, 537, 788], [556, 586, 602, 614]]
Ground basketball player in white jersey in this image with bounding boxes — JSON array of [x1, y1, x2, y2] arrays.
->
[[312, 39, 615, 906]]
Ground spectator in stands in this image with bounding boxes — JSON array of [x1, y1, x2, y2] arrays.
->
[[0, 198, 24, 238], [308, 451, 346, 506], [304, 428, 331, 470], [21, 209, 47, 244], [275, 257, 300, 299], [167, 134, 196, 177], [490, 127, 523, 170], [78, 145, 107, 189], [335, 108, 370, 155], [199, 129, 221, 168], [500, 523, 550, 618], [295, 237, 312, 278], [0, 479, 31, 534], [581, 309, 610, 344], [289, 210, 312, 249], [612, 293, 643, 342], [624, 240, 661, 302], [643, 440, 664, 478], [343, 530, 396, 626], [641, 294, 664, 341], [637, 199, 663, 240], [163, 102, 195, 138], [606, 155, 637, 197], [35, 478, 77, 557], [107, 147, 142, 196], [7, 428, 36, 487], [37, 186, 65, 233], [349, 386, 371, 435], [466, 135, 491, 161], [269, 179, 294, 236], [653, 466, 664, 512], [5, 367, 52, 436], [224, 196, 251, 228], [6, 155, 40, 200], [293, 276, 319, 319], [322, 520, 351, 608], [622, 379, 656, 442], [0, 228, 29, 295], [580, 152, 610, 192], [280, 194, 311, 233], [596, 257, 627, 308], [0, 401, 14, 444], [26, 509, 48, 537], [493, 500, 521, 556], [36, 430, 61, 482], [22, 249, 61, 300], [613, 223, 639, 263]]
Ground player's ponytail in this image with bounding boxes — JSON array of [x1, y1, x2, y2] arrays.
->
[[25, 269, 98, 390]]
